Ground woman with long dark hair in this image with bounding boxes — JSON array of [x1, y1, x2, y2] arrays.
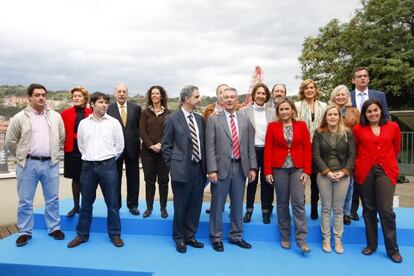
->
[[139, 85, 171, 218], [353, 99, 402, 263]]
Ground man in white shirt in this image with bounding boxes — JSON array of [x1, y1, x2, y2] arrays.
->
[[67, 92, 125, 248]]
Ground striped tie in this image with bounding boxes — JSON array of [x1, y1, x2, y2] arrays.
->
[[230, 114, 240, 159], [188, 115, 201, 162]]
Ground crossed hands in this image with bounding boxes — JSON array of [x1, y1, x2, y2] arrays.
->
[[327, 171, 345, 182], [150, 143, 162, 153]]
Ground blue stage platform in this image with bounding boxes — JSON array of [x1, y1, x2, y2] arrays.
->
[[0, 199, 413, 275]]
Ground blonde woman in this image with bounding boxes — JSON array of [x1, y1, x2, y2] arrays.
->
[[329, 85, 360, 225], [312, 105, 355, 254], [295, 79, 327, 219]]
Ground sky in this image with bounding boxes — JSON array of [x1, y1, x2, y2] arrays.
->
[[0, 0, 362, 97]]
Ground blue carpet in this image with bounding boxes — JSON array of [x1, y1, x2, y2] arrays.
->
[[0, 199, 412, 275]]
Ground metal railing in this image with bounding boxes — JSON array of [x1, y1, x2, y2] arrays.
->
[[399, 132, 414, 164]]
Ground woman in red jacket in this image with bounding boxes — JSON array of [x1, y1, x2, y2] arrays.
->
[[61, 87, 92, 217], [264, 97, 312, 254], [353, 99, 402, 263]]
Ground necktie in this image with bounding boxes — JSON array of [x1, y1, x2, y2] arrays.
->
[[188, 115, 201, 162], [230, 114, 240, 159], [120, 105, 127, 126], [359, 92, 367, 111]]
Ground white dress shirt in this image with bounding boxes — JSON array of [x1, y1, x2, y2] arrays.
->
[[252, 103, 267, 147], [356, 88, 369, 111], [77, 113, 124, 161]]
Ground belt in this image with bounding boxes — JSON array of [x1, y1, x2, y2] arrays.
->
[[27, 155, 51, 161], [84, 157, 114, 164]]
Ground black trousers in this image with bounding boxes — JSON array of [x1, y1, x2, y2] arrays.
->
[[171, 161, 204, 243], [246, 147, 274, 211], [310, 172, 319, 209], [360, 166, 399, 256], [141, 148, 169, 210], [115, 151, 139, 209], [351, 180, 361, 214]]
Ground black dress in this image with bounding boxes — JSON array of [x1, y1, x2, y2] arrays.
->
[[63, 107, 84, 182]]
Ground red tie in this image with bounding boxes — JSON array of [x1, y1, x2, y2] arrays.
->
[[230, 114, 240, 159]]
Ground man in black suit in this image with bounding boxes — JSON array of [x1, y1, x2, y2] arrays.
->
[[107, 83, 141, 216], [349, 66, 390, 221], [162, 85, 207, 253]]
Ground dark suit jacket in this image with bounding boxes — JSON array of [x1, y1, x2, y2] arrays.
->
[[162, 109, 207, 183], [107, 102, 141, 159], [206, 111, 257, 180], [350, 89, 389, 118], [312, 130, 355, 176]]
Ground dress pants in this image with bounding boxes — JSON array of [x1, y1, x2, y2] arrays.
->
[[77, 158, 121, 240], [171, 161, 204, 243], [351, 179, 362, 214], [343, 175, 354, 216], [141, 148, 169, 210], [360, 165, 399, 256], [245, 146, 274, 212], [210, 160, 246, 242], [16, 159, 61, 236], [273, 168, 307, 246], [115, 151, 139, 209], [317, 173, 349, 241], [310, 172, 319, 209]]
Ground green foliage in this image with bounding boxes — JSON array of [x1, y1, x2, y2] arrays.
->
[[298, 0, 414, 110]]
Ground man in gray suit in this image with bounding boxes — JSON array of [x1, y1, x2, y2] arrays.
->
[[162, 85, 207, 254], [206, 87, 257, 252]]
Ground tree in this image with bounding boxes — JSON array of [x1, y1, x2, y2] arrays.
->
[[298, 0, 414, 109]]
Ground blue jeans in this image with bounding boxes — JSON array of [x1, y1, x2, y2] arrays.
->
[[17, 159, 61, 236], [343, 175, 354, 216], [76, 157, 121, 240]]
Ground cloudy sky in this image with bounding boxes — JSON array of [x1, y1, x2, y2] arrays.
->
[[1, 0, 361, 96]]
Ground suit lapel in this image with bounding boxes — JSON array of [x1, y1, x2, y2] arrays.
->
[[178, 109, 191, 139], [236, 112, 243, 141], [218, 112, 232, 140], [125, 102, 134, 128], [351, 91, 357, 107]]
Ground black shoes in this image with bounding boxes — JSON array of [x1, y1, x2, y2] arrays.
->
[[362, 246, 376, 255], [16, 235, 32, 247], [343, 215, 351, 225], [111, 236, 124, 247], [185, 239, 204, 248], [389, 250, 403, 263], [67, 236, 86, 248], [161, 208, 168, 219], [205, 208, 210, 214], [66, 207, 79, 217], [243, 211, 252, 223], [212, 241, 224, 252], [176, 241, 187, 253], [48, 229, 65, 240], [129, 207, 140, 216], [350, 211, 360, 221], [143, 209, 152, 218], [229, 239, 252, 249]]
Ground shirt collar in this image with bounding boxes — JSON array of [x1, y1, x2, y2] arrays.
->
[[356, 88, 368, 95], [253, 103, 265, 110], [89, 112, 110, 122], [181, 107, 192, 118], [117, 101, 127, 109], [224, 110, 236, 118]]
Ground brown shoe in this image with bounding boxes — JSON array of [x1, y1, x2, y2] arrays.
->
[[16, 235, 32, 247], [49, 230, 65, 240], [111, 236, 124, 247], [67, 236, 86, 248], [281, 240, 291, 250]]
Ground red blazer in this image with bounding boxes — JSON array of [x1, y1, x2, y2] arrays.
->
[[264, 121, 312, 176], [61, 106, 92, 152], [353, 122, 401, 185]]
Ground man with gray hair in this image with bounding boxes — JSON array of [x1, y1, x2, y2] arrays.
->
[[162, 85, 207, 253]]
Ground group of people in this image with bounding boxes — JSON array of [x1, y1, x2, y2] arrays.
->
[[5, 66, 403, 263]]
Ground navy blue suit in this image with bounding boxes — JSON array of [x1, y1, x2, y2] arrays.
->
[[350, 89, 389, 118]]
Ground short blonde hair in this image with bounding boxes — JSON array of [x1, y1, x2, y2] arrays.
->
[[298, 79, 321, 100], [329, 85, 351, 106], [70, 86, 89, 107]]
